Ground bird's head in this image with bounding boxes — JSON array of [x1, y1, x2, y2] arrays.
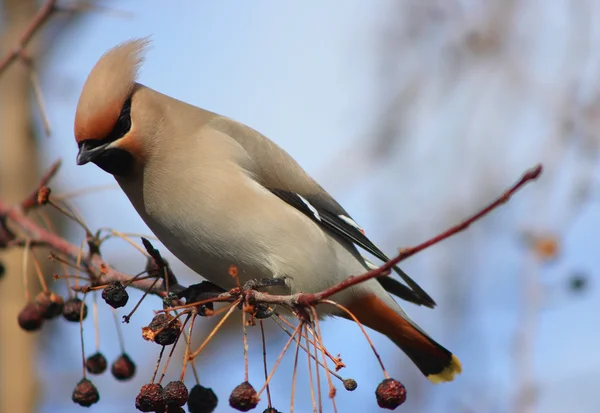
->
[[74, 38, 151, 176]]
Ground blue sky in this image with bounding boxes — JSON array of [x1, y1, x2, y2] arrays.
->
[[29, 1, 600, 412]]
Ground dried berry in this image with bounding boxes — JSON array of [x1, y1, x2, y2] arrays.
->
[[35, 291, 64, 319], [18, 302, 43, 331], [72, 378, 100, 407], [101, 281, 129, 308], [229, 381, 259, 412], [136, 383, 166, 412], [262, 408, 282, 413], [188, 384, 218, 413], [62, 298, 88, 322], [111, 353, 136, 381], [37, 186, 51, 205], [86, 352, 108, 375], [142, 314, 181, 346], [375, 378, 406, 410], [343, 378, 358, 391], [164, 380, 188, 407], [166, 406, 185, 413]]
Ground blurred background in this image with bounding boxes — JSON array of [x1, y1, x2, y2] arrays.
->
[[1, 1, 599, 412]]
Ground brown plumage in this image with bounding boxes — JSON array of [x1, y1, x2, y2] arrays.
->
[[74, 39, 462, 383]]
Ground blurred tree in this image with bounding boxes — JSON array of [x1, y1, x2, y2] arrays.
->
[[0, 1, 43, 411]]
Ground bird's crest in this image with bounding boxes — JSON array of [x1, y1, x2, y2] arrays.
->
[[74, 38, 150, 143]]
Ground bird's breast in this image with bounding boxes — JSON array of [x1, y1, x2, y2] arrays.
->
[[116, 168, 340, 293]]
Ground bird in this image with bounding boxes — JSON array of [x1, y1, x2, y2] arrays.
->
[[74, 38, 462, 383]]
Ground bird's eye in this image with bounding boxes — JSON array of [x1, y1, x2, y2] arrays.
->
[[110, 97, 132, 139], [115, 114, 131, 136]]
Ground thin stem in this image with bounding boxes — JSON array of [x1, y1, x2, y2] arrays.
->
[[189, 299, 241, 359], [80, 293, 87, 379], [22, 239, 31, 301], [123, 275, 161, 323], [311, 307, 337, 412], [260, 320, 273, 407], [180, 310, 197, 382], [30, 252, 49, 292], [270, 315, 344, 381], [25, 59, 51, 136], [320, 300, 388, 378], [112, 309, 125, 353], [274, 312, 344, 371], [257, 322, 303, 397], [242, 309, 249, 382], [313, 319, 323, 413], [150, 346, 166, 384], [290, 322, 302, 413], [93, 293, 99, 352], [74, 239, 86, 291], [97, 229, 150, 257], [36, 212, 73, 297], [48, 199, 93, 237], [305, 324, 318, 413], [53, 184, 118, 200]]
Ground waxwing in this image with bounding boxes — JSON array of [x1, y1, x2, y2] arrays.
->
[[74, 39, 462, 383]]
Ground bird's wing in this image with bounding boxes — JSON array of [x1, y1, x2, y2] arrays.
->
[[268, 188, 436, 308], [208, 116, 436, 307]]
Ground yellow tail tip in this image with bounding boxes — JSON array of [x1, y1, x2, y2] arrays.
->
[[427, 354, 462, 384]]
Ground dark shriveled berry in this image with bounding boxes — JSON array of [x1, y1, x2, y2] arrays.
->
[[102, 281, 129, 308], [375, 378, 406, 410], [35, 291, 64, 319], [164, 380, 188, 407], [72, 378, 100, 407], [86, 352, 108, 375], [343, 378, 358, 391], [166, 406, 185, 413], [188, 384, 218, 413], [142, 314, 181, 346], [229, 381, 259, 412], [62, 298, 88, 322], [18, 302, 43, 331], [111, 353, 136, 381], [263, 408, 282, 413], [136, 383, 166, 412]]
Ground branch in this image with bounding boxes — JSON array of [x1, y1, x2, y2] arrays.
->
[[0, 0, 58, 77], [0, 165, 168, 296], [0, 162, 543, 310], [243, 164, 543, 308]]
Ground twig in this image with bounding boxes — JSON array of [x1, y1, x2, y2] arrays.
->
[[21, 159, 61, 210], [1, 200, 168, 297], [1, 162, 543, 335], [0, 0, 58, 76], [244, 164, 543, 308]]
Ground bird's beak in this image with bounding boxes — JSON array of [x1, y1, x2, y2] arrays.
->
[[77, 140, 111, 165]]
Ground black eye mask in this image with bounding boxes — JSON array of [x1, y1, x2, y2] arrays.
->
[[77, 97, 135, 176]]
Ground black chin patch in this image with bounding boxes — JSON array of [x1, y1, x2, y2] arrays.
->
[[93, 147, 134, 176]]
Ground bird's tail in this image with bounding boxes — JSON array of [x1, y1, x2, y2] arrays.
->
[[345, 292, 462, 383]]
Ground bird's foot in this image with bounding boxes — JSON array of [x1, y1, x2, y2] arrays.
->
[[175, 281, 227, 316], [243, 276, 288, 291]]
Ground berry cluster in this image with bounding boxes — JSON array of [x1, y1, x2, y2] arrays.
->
[[6, 176, 410, 412]]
